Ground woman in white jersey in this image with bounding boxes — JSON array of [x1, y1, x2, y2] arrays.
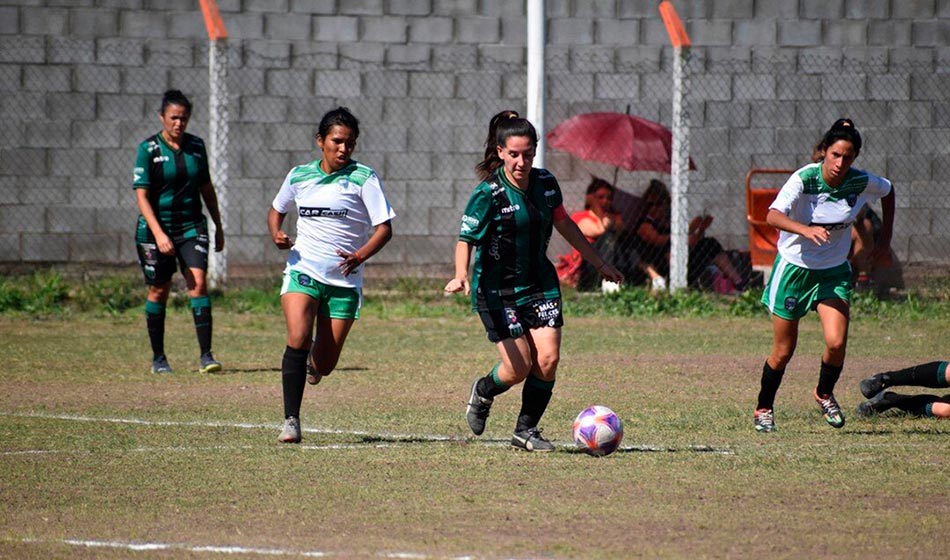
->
[[268, 107, 395, 443], [753, 119, 894, 433]]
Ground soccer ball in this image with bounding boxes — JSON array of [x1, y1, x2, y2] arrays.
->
[[572, 405, 623, 457]]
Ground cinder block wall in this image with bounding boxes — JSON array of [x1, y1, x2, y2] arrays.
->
[[1, 0, 948, 269]]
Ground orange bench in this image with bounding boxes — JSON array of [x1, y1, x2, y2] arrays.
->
[[745, 169, 791, 272]]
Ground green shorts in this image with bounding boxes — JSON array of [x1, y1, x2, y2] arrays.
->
[[761, 256, 852, 320], [280, 270, 361, 320]]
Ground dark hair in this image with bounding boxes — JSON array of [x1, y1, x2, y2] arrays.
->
[[475, 110, 538, 180], [584, 177, 615, 210], [160, 89, 192, 115], [642, 178, 670, 208], [813, 117, 862, 161], [317, 106, 360, 140]]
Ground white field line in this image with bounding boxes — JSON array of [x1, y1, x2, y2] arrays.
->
[[0, 411, 737, 454], [19, 537, 480, 559]]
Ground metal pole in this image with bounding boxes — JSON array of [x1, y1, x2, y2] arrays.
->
[[207, 38, 229, 288], [669, 45, 691, 292], [526, 0, 545, 168]]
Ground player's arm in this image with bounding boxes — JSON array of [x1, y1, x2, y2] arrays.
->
[[554, 214, 623, 284], [199, 182, 225, 252], [637, 220, 669, 247], [444, 241, 473, 295], [871, 185, 895, 262], [766, 208, 829, 246], [337, 220, 392, 277], [267, 207, 293, 250], [135, 188, 174, 255]]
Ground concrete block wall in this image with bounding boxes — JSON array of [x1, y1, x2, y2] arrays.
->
[[0, 0, 948, 271]]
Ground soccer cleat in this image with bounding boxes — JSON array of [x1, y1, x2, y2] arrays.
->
[[856, 391, 896, 417], [151, 355, 173, 374], [511, 428, 555, 452], [306, 354, 321, 386], [278, 416, 301, 443], [859, 374, 885, 399], [754, 408, 775, 432], [198, 352, 222, 374], [814, 390, 846, 428], [465, 379, 493, 436]]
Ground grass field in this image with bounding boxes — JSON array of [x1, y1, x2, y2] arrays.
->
[[1, 297, 948, 559]]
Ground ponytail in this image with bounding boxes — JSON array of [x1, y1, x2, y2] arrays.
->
[[814, 118, 862, 160], [475, 110, 538, 181]]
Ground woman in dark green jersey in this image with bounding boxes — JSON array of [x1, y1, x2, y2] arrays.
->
[[445, 111, 624, 452], [133, 90, 225, 375]]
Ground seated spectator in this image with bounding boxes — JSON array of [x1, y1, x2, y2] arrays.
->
[[556, 178, 665, 292], [633, 179, 745, 292]]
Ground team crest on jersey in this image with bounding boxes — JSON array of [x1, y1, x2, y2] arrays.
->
[[337, 178, 350, 192], [845, 193, 858, 207], [784, 297, 798, 311], [297, 273, 312, 287]]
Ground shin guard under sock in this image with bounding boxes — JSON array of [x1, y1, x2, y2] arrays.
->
[[145, 300, 166, 360], [282, 346, 309, 418], [880, 361, 949, 389], [191, 296, 212, 355], [756, 361, 784, 410], [816, 361, 843, 397], [515, 375, 555, 432]]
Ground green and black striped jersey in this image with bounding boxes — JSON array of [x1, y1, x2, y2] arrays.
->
[[459, 167, 564, 311], [133, 132, 211, 243]]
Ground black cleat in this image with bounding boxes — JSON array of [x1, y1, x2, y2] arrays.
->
[[859, 374, 885, 399], [465, 379, 493, 436], [511, 428, 555, 452]]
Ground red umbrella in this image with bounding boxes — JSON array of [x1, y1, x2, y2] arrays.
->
[[547, 112, 695, 174]]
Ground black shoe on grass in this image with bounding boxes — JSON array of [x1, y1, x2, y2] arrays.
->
[[465, 379, 493, 436], [859, 374, 885, 399], [151, 355, 173, 374], [199, 352, 222, 374], [511, 428, 555, 452]]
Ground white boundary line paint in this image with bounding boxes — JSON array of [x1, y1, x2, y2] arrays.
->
[[20, 538, 479, 560], [1, 411, 735, 454]]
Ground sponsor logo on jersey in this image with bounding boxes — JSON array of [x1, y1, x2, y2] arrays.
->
[[460, 214, 479, 234], [488, 237, 501, 260], [810, 221, 852, 231], [533, 299, 560, 322], [195, 244, 208, 254], [500, 203, 521, 214], [299, 207, 348, 218], [133, 167, 144, 182], [152, 156, 169, 163]]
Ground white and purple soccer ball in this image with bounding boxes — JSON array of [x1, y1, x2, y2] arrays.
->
[[572, 405, 624, 457]]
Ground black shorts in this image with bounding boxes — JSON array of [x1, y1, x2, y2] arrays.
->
[[136, 234, 209, 286], [478, 297, 564, 343]]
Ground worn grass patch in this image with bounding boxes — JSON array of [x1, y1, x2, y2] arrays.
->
[[1, 312, 947, 558]]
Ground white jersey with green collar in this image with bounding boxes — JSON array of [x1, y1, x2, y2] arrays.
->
[[770, 163, 891, 270], [272, 159, 395, 289]]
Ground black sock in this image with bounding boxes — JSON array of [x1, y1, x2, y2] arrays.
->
[[191, 296, 212, 356], [515, 375, 554, 432], [475, 363, 511, 399], [880, 361, 949, 389], [889, 393, 940, 417], [816, 361, 843, 397], [756, 361, 784, 410], [145, 300, 166, 360], [282, 346, 309, 419]]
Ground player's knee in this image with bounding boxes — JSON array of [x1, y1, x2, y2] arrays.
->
[[535, 352, 560, 376]]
